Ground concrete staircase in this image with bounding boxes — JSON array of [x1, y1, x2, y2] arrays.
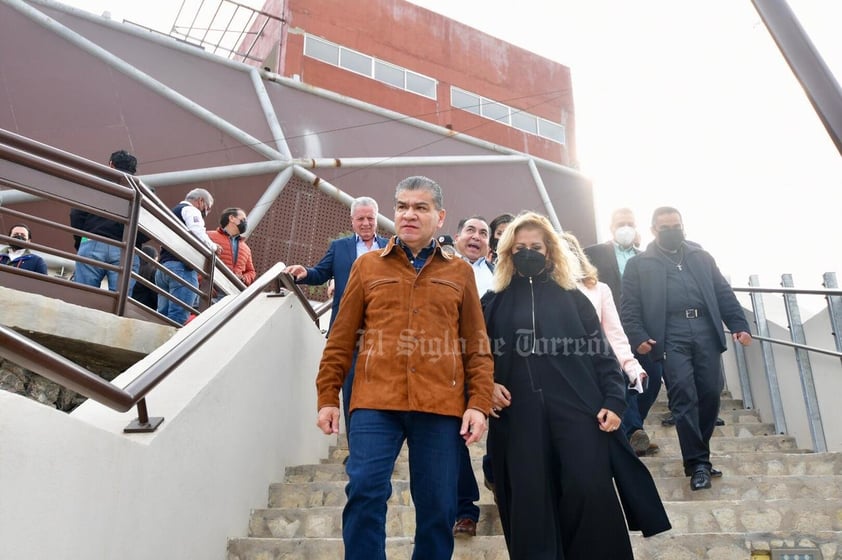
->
[[227, 395, 842, 559]]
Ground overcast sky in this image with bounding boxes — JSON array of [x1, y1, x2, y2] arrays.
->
[[46, 0, 842, 302]]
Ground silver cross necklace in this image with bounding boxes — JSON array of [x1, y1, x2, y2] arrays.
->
[[660, 248, 684, 271]]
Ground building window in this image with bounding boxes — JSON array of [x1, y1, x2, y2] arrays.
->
[[303, 33, 437, 100], [375, 60, 404, 88], [511, 111, 538, 134], [450, 86, 566, 145], [480, 98, 510, 124], [451, 88, 480, 115], [538, 118, 566, 144], [339, 48, 373, 77], [303, 35, 339, 66], [406, 71, 436, 99]]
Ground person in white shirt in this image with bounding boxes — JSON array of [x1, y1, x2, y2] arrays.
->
[[155, 188, 221, 325], [451, 215, 493, 537], [453, 216, 494, 298]]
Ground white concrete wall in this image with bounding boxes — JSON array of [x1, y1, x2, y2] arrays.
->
[[0, 293, 331, 560], [722, 301, 842, 452]]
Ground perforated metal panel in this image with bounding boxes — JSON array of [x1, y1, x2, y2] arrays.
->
[[248, 175, 389, 301]]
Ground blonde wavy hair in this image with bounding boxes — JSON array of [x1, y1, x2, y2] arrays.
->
[[560, 231, 599, 288], [492, 212, 582, 292]]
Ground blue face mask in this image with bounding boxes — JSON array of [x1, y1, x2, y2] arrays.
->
[[512, 248, 546, 277]]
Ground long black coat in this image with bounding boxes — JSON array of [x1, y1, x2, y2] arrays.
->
[[620, 241, 751, 360], [482, 278, 671, 539]]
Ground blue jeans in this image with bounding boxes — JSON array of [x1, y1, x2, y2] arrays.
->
[[456, 442, 480, 522], [344, 410, 461, 560], [621, 354, 663, 437], [155, 260, 198, 325], [75, 239, 139, 292]]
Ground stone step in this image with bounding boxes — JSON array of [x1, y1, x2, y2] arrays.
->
[[642, 421, 776, 439], [644, 408, 762, 426], [328, 407, 763, 449], [246, 498, 842, 539], [228, 533, 842, 560], [324, 434, 802, 463], [287, 451, 842, 483], [648, 397, 745, 414], [269, 474, 842, 508]]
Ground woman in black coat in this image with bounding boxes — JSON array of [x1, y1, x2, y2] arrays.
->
[[483, 212, 670, 559]]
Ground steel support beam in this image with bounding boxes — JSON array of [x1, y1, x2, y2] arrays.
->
[[751, 0, 842, 156]]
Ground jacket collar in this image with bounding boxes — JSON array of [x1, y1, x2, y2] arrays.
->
[[380, 235, 453, 260]]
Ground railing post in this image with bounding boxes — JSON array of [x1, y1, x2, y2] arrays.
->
[[732, 337, 754, 410], [749, 275, 788, 435], [823, 272, 842, 357], [781, 274, 827, 451], [124, 398, 164, 433]]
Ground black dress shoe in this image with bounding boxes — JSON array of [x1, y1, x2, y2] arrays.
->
[[661, 413, 675, 426], [710, 467, 722, 478], [690, 467, 712, 491], [715, 417, 725, 426]]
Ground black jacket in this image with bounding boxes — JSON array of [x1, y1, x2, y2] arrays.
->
[[583, 241, 639, 310], [70, 209, 148, 249], [620, 240, 751, 360]]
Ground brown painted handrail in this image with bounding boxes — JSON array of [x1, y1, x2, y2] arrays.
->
[[0, 262, 322, 430]]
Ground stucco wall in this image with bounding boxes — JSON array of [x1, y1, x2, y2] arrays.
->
[[0, 293, 330, 560]]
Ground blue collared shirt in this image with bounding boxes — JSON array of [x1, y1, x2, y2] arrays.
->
[[398, 238, 436, 273], [355, 234, 381, 259], [613, 242, 637, 277]]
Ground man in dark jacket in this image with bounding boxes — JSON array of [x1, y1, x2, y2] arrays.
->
[[70, 150, 147, 291], [621, 206, 752, 491], [1, 224, 48, 274], [584, 208, 662, 456]]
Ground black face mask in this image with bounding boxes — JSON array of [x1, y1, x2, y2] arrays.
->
[[9, 234, 26, 251], [657, 229, 685, 252], [237, 219, 247, 235], [512, 249, 546, 277]]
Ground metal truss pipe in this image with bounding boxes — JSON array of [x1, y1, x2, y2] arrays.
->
[[246, 166, 294, 234], [292, 154, 528, 169], [141, 159, 290, 187], [262, 70, 587, 181], [6, 0, 283, 162], [293, 166, 396, 233], [249, 68, 292, 159], [527, 158, 562, 231]]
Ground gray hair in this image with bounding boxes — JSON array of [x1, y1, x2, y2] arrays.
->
[[185, 188, 214, 207], [350, 196, 379, 216], [395, 176, 443, 210]]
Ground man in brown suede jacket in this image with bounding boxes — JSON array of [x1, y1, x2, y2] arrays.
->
[[315, 175, 494, 560]]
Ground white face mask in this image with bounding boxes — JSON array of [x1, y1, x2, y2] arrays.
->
[[613, 225, 636, 248]]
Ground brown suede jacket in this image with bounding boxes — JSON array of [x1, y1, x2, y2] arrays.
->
[[316, 236, 494, 418]]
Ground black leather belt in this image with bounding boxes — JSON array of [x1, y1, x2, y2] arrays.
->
[[671, 308, 704, 319]]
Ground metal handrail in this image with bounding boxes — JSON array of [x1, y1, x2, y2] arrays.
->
[[0, 128, 243, 323], [728, 273, 842, 452], [0, 263, 320, 431]]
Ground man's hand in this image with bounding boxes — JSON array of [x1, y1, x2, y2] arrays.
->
[[490, 383, 511, 419], [327, 278, 335, 298], [733, 331, 752, 346], [637, 338, 656, 354], [461, 409, 487, 445], [317, 406, 340, 435], [284, 264, 308, 281]]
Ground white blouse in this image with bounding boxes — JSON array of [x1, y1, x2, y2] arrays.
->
[[578, 281, 646, 393]]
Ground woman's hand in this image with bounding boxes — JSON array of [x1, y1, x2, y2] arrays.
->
[[490, 383, 512, 418], [596, 408, 621, 432]]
